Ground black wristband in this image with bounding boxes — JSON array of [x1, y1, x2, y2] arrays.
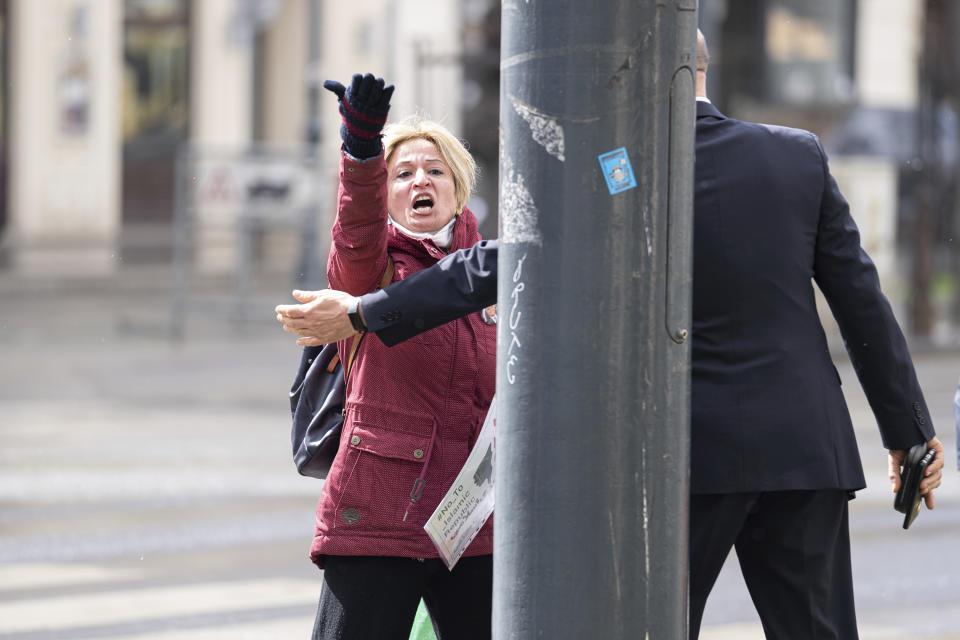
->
[[347, 299, 366, 333]]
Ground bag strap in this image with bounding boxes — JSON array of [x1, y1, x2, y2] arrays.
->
[[343, 256, 395, 378]]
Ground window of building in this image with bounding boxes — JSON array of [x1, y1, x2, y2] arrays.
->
[[708, 0, 856, 114], [122, 0, 189, 227]]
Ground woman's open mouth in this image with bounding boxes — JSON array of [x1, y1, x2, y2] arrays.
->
[[413, 196, 434, 213]]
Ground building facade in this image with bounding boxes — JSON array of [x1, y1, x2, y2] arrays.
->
[[1, 0, 951, 341], [700, 0, 959, 340], [0, 0, 467, 275]]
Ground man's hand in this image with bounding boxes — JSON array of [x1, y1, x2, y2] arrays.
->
[[275, 289, 361, 346], [888, 436, 945, 510]]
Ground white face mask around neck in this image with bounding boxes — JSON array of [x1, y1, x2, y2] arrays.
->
[[388, 213, 457, 250]]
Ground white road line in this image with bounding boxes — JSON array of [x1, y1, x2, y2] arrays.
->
[[698, 623, 765, 640], [0, 578, 319, 634], [0, 563, 139, 591], [700, 623, 913, 640], [109, 619, 311, 639]]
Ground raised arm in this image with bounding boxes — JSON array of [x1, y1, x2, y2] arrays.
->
[[323, 73, 394, 294]]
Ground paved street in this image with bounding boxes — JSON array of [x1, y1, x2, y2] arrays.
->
[[1, 266, 958, 638]]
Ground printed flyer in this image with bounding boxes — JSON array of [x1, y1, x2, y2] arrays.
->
[[424, 396, 496, 569]]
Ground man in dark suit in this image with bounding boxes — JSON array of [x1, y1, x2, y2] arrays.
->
[[277, 31, 944, 639], [682, 31, 943, 638]]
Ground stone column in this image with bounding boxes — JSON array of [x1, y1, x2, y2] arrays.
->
[[190, 0, 255, 273], [7, 0, 122, 275]]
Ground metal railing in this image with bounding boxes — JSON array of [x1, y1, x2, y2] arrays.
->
[[169, 142, 330, 339]]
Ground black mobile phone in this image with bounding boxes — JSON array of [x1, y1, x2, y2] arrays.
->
[[894, 443, 936, 530]]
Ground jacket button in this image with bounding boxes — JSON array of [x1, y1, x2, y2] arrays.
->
[[350, 435, 361, 446], [413, 448, 424, 459]]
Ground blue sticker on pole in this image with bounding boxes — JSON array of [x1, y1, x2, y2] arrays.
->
[[598, 147, 637, 195]]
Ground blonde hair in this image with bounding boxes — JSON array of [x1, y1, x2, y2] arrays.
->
[[383, 117, 477, 210]]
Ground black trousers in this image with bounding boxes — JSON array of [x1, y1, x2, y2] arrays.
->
[[689, 490, 858, 640], [312, 554, 492, 640]]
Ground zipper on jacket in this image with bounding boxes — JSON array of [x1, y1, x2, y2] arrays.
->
[[403, 478, 426, 522], [403, 419, 438, 522]]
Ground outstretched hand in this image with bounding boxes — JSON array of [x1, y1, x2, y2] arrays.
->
[[888, 436, 944, 510], [275, 289, 361, 346], [323, 73, 394, 159]]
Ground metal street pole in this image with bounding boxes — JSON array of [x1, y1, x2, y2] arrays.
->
[[298, 0, 324, 289], [494, 1, 697, 638]]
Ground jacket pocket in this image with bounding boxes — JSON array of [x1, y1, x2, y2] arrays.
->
[[331, 422, 433, 530]]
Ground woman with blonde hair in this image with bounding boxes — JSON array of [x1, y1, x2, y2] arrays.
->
[[302, 73, 495, 640]]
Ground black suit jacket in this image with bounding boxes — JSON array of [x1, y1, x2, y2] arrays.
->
[[690, 100, 932, 493], [362, 239, 498, 346], [360, 102, 934, 493]]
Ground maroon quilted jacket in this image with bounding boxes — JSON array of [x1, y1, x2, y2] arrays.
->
[[310, 152, 496, 566]]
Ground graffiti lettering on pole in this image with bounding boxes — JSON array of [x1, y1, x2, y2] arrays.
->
[[507, 254, 527, 385]]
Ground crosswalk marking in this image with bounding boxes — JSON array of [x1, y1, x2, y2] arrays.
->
[[0, 577, 319, 634], [700, 623, 913, 640], [108, 619, 311, 639], [0, 563, 139, 591]]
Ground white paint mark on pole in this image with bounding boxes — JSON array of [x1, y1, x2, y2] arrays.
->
[[501, 159, 543, 246], [510, 96, 566, 162]]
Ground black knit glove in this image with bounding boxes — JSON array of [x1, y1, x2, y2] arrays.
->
[[323, 73, 395, 159]]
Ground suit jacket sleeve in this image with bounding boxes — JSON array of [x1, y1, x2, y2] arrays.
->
[[361, 240, 499, 346], [811, 137, 935, 449]]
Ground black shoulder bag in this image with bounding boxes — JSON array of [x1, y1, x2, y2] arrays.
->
[[288, 259, 394, 478]]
